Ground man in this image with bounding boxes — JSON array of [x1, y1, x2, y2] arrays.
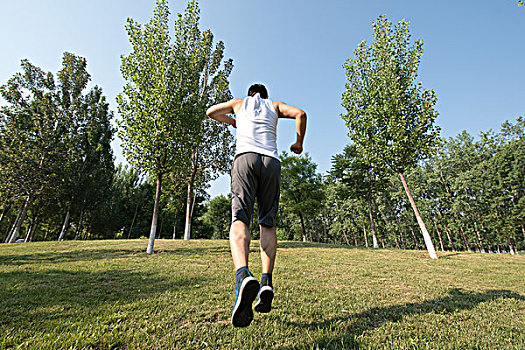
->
[[206, 83, 307, 327]]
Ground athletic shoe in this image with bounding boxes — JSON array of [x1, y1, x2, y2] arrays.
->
[[231, 275, 259, 327], [254, 285, 274, 313]]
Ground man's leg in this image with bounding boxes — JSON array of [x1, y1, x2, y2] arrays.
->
[[260, 224, 277, 273], [255, 224, 276, 313], [254, 155, 280, 314], [229, 153, 260, 327], [230, 219, 259, 327], [230, 220, 251, 270]]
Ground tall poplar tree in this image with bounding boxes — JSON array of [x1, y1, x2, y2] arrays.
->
[[177, 3, 234, 241], [342, 15, 440, 259], [118, 0, 233, 252], [1, 59, 64, 243]]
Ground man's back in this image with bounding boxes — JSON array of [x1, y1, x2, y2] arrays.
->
[[235, 93, 279, 160]]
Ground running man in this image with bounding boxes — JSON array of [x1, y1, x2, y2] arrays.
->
[[206, 83, 307, 327]]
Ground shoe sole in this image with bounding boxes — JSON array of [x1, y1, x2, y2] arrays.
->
[[231, 277, 259, 327], [254, 286, 274, 313]]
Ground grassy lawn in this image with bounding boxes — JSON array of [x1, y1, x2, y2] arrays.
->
[[0, 239, 523, 349]]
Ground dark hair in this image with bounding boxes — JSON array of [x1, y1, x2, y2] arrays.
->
[[247, 83, 268, 99]]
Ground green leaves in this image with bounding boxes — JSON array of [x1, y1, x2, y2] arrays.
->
[[117, 0, 234, 182], [0, 53, 115, 240], [341, 15, 440, 174]]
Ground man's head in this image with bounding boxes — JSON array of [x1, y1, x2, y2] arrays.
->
[[247, 83, 268, 99]]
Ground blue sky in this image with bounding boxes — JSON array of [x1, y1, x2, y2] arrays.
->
[[1, 0, 523, 197]]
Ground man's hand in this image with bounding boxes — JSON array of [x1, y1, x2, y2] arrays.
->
[[290, 142, 303, 154], [274, 101, 307, 155]]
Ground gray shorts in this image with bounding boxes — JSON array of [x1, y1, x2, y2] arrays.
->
[[231, 152, 281, 227]]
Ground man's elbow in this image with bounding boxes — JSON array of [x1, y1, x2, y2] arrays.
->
[[298, 110, 307, 120], [206, 106, 217, 119]]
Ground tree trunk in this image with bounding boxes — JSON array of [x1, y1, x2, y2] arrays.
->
[[341, 229, 350, 245], [459, 226, 471, 252], [385, 196, 406, 250], [3, 217, 14, 243], [322, 216, 327, 243], [410, 227, 419, 250], [43, 226, 50, 241], [508, 238, 516, 255], [398, 172, 438, 259], [147, 173, 163, 254], [367, 193, 379, 249], [398, 228, 406, 249], [172, 210, 179, 239], [299, 212, 307, 242], [495, 229, 502, 254], [0, 205, 9, 224], [58, 199, 73, 241], [435, 208, 455, 251], [184, 154, 199, 241], [394, 236, 401, 249], [24, 199, 42, 243], [5, 205, 23, 243], [479, 221, 492, 253], [433, 218, 445, 252], [473, 221, 485, 253], [74, 201, 86, 241], [9, 195, 31, 243], [363, 222, 369, 248], [24, 224, 34, 243], [27, 219, 39, 243], [127, 204, 139, 239]]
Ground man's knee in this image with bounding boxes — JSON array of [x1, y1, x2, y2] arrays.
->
[[230, 220, 249, 239]]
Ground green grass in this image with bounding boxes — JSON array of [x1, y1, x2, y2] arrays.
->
[[0, 240, 523, 349]]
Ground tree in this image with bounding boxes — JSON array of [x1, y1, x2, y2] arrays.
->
[[330, 144, 388, 248], [118, 0, 206, 253], [342, 15, 440, 259], [201, 195, 231, 239], [0, 60, 58, 243], [178, 2, 235, 240], [0, 53, 115, 244], [280, 152, 324, 241], [55, 53, 115, 241]]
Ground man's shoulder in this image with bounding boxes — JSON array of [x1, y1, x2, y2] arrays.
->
[[271, 100, 286, 116], [230, 98, 244, 114]]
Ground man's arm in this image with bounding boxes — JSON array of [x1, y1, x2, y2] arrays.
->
[[274, 101, 307, 154], [206, 98, 243, 128]]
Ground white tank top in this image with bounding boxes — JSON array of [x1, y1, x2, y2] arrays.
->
[[235, 93, 279, 160]]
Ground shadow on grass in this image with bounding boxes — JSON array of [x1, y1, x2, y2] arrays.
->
[[0, 243, 234, 266], [0, 267, 210, 325], [0, 248, 143, 266], [278, 241, 356, 250], [156, 245, 231, 256], [279, 288, 524, 349]]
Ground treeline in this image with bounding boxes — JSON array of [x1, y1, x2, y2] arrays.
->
[[0, 53, 116, 243], [1, 0, 234, 246], [0, 50, 214, 242], [272, 118, 524, 254], [1, 56, 523, 253]]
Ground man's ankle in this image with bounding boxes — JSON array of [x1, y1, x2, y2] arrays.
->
[[235, 266, 251, 285], [260, 273, 272, 287]]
